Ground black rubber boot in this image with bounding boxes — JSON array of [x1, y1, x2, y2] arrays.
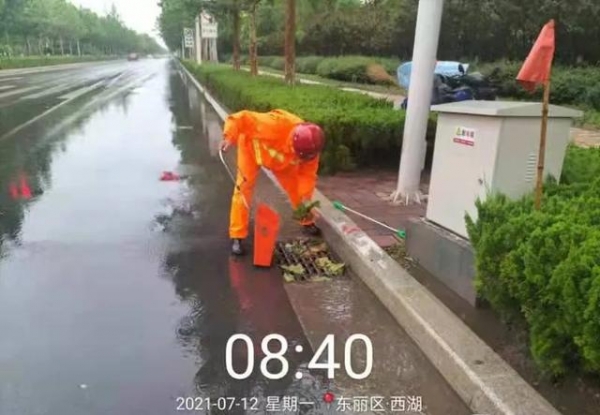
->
[[231, 239, 245, 256], [302, 224, 321, 237]]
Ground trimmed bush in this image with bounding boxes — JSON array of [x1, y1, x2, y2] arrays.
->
[[296, 56, 322, 74], [479, 61, 600, 110], [183, 62, 418, 173], [315, 56, 399, 84], [466, 146, 600, 377], [244, 54, 400, 86]]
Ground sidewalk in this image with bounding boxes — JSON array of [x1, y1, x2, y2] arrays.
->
[[317, 169, 428, 248]]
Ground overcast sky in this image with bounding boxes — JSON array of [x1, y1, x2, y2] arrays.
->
[[69, 0, 165, 46]]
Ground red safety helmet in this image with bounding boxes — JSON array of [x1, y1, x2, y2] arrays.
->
[[291, 123, 325, 161]]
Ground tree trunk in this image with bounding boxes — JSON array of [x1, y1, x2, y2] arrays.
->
[[60, 37, 64, 55], [232, 5, 241, 70], [249, 2, 259, 76], [69, 40, 73, 55], [284, 0, 296, 84], [26, 37, 31, 56], [77, 39, 81, 56]]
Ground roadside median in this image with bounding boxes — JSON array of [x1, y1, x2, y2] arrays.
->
[[0, 55, 119, 71], [178, 59, 562, 415]]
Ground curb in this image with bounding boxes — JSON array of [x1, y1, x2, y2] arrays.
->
[[177, 60, 562, 415]]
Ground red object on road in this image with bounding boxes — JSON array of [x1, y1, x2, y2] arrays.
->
[[323, 392, 335, 404], [516, 19, 555, 92], [160, 171, 180, 181], [19, 175, 32, 199]]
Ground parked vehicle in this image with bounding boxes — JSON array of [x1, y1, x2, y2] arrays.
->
[[398, 61, 499, 109], [127, 53, 139, 61]]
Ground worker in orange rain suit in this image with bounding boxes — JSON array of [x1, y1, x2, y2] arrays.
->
[[220, 109, 326, 256]]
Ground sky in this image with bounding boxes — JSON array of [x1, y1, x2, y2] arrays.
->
[[69, 0, 165, 46]]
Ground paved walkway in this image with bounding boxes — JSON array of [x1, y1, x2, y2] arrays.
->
[[318, 170, 429, 248]]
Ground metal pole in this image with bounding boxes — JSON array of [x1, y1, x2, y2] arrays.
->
[[195, 15, 202, 64], [392, 0, 445, 204], [534, 80, 551, 210]]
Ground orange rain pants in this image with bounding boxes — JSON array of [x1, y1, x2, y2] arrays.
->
[[224, 109, 320, 239]]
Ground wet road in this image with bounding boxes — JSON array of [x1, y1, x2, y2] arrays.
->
[[0, 60, 328, 415]]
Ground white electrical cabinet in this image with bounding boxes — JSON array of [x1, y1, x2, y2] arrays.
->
[[426, 101, 582, 239]]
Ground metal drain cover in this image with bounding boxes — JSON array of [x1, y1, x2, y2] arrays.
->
[[275, 238, 346, 282]]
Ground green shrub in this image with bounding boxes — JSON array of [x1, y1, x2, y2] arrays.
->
[[466, 146, 600, 377], [253, 55, 400, 85], [315, 55, 399, 84], [585, 84, 600, 111], [183, 62, 415, 173], [296, 56, 322, 74], [562, 145, 600, 185], [270, 57, 285, 70], [479, 61, 600, 108]]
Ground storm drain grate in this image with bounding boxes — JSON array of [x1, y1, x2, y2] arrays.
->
[[275, 238, 347, 282]]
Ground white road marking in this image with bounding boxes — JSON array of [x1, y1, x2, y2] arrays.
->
[[20, 79, 91, 100], [0, 85, 43, 99]]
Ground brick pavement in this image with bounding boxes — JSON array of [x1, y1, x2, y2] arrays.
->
[[317, 169, 429, 248]]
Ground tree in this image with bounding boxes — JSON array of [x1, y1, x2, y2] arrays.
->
[[0, 0, 162, 56], [284, 0, 295, 84], [247, 0, 260, 75]]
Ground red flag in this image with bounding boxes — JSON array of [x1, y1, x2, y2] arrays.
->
[[516, 19, 556, 92]]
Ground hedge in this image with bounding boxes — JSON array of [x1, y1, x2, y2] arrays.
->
[[230, 56, 600, 111], [466, 145, 600, 377], [183, 61, 423, 173], [0, 55, 118, 70], [478, 61, 600, 111], [233, 55, 401, 86]]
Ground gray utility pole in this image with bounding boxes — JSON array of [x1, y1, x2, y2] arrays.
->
[[195, 15, 202, 64], [392, 0, 445, 205]]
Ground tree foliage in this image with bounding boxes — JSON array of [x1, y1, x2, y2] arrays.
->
[[0, 0, 162, 57], [159, 0, 600, 64]]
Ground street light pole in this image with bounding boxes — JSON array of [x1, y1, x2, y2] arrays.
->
[[195, 15, 202, 64], [392, 0, 445, 204]]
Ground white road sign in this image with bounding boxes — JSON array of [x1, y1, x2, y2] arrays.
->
[[201, 23, 218, 39], [184, 28, 194, 48]]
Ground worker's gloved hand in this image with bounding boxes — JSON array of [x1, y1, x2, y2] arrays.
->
[[220, 140, 232, 152], [293, 200, 321, 221]]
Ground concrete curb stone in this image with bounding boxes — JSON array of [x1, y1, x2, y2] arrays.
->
[[177, 59, 562, 415]]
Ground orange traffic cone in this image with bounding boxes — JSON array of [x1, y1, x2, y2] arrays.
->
[[253, 203, 280, 267]]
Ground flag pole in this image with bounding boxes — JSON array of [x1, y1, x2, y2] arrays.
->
[[534, 79, 551, 210]]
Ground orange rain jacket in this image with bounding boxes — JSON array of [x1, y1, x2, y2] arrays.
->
[[223, 109, 320, 239]]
